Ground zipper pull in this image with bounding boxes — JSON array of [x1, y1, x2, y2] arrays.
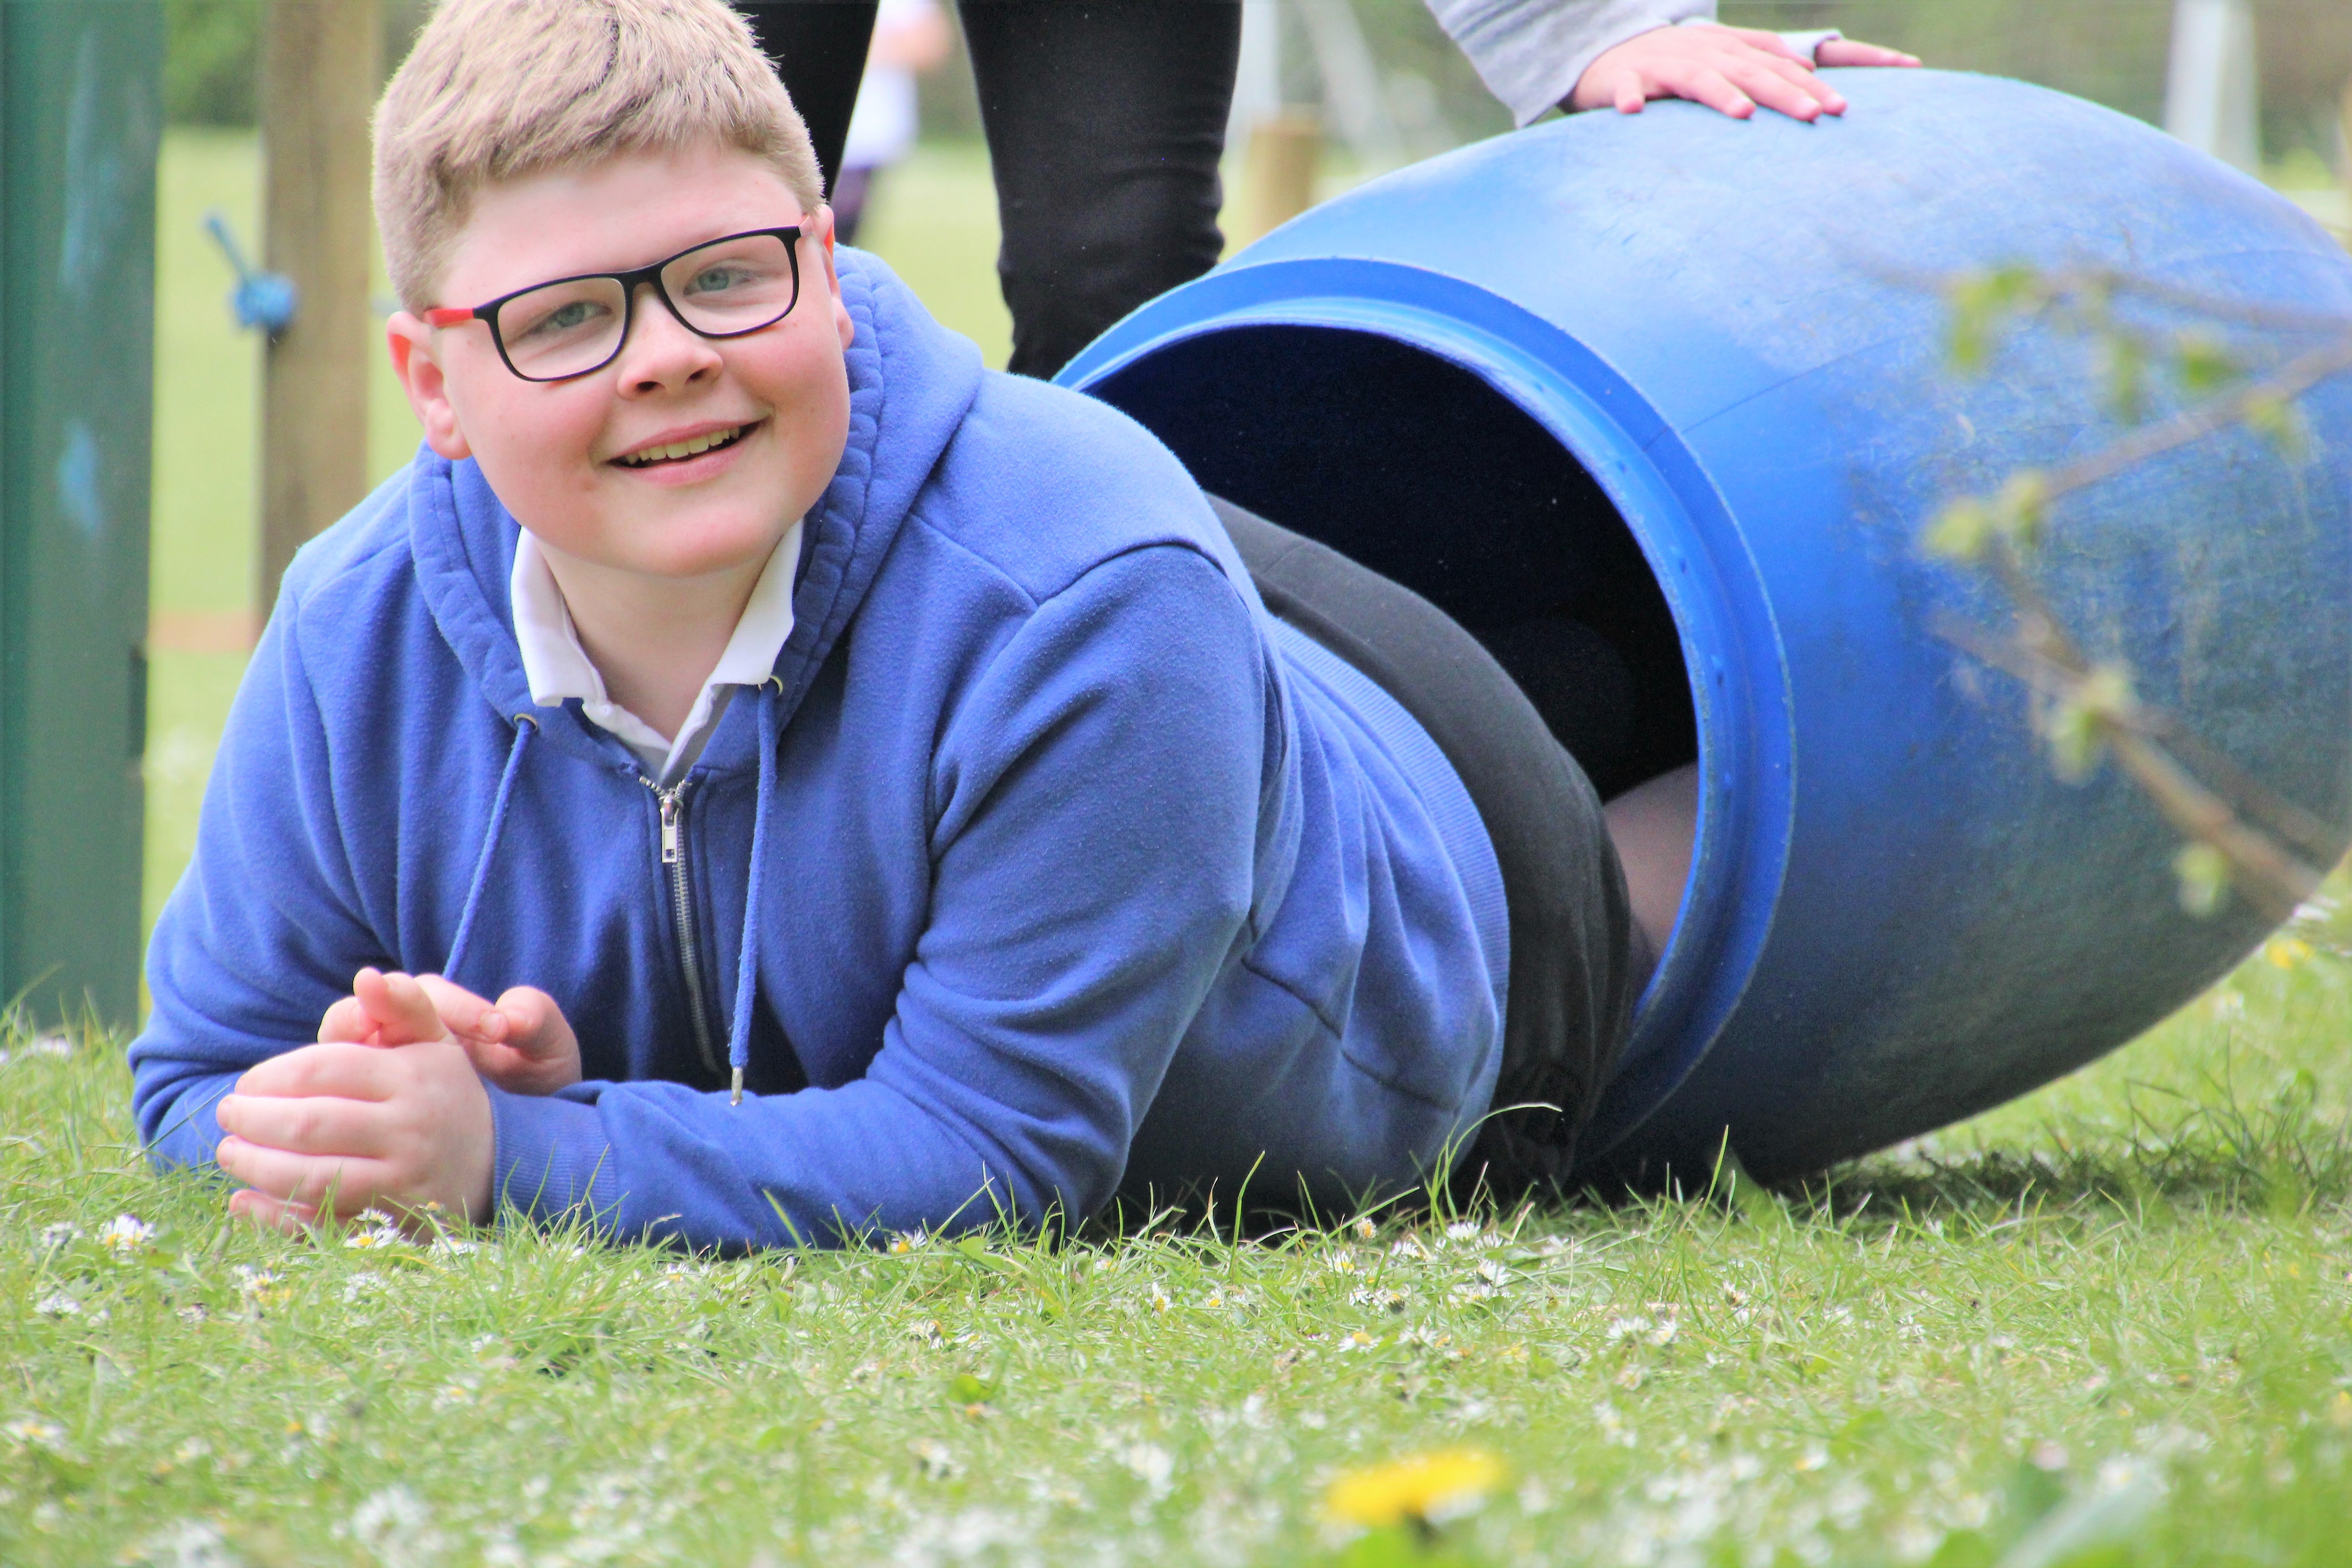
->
[[658, 790, 681, 865]]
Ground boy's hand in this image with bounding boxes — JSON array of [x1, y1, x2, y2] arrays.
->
[[216, 969, 495, 1231], [1570, 24, 1919, 121], [320, 970, 583, 1095]]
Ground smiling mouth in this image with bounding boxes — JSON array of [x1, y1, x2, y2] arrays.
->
[[615, 423, 751, 468]]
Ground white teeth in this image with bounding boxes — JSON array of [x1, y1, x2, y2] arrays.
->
[[621, 425, 742, 467]]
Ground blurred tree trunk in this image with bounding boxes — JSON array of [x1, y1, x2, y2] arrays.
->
[[260, 0, 378, 606]]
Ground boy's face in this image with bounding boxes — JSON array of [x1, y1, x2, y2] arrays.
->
[[388, 144, 853, 583]]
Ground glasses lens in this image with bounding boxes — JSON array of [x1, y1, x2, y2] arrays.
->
[[664, 233, 799, 336], [494, 278, 628, 378]]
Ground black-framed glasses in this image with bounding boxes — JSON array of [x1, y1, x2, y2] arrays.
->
[[425, 225, 804, 382]]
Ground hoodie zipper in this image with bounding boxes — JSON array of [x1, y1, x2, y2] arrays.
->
[[644, 777, 721, 1077]]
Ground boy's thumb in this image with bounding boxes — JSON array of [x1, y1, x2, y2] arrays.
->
[[354, 967, 448, 1046], [491, 986, 564, 1054]]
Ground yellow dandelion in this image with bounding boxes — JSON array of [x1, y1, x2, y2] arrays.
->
[[2268, 938, 2313, 969], [1323, 1447, 1505, 1530]]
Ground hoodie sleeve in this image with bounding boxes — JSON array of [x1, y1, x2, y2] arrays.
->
[[1425, 0, 1714, 126], [486, 542, 1269, 1249], [130, 598, 391, 1172]]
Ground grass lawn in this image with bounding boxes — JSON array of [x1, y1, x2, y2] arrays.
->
[[105, 128, 2352, 1565], [6, 915, 2349, 1565]]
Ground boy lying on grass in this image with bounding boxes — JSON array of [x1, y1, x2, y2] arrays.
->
[[131, 0, 1695, 1250]]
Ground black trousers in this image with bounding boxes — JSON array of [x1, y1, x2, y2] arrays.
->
[[1212, 497, 1648, 1191], [734, 2, 1238, 380]]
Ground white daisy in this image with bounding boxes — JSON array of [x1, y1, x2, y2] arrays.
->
[[98, 1214, 153, 1252]]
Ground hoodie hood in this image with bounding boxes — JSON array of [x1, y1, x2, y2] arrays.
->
[[406, 248, 985, 773]]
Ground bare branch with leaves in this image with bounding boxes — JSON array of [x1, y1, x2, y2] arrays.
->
[[1923, 265, 2352, 922]]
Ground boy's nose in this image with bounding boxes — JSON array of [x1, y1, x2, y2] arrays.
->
[[613, 283, 721, 394]]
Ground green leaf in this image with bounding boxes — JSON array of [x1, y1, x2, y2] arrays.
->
[[2242, 392, 2310, 463], [1926, 1530, 2000, 1568], [2099, 333, 2149, 425], [1833, 1408, 1891, 1459], [2042, 700, 2105, 784], [1992, 472, 2053, 553], [2172, 842, 2231, 918], [2041, 665, 2132, 784], [1995, 1474, 2161, 1568], [947, 1372, 996, 1406], [1925, 498, 1996, 563], [1944, 265, 2040, 375], [2001, 1456, 2069, 1536], [2171, 328, 2239, 396], [1333, 1525, 1485, 1568]]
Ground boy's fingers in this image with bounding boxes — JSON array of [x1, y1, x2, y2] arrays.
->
[[491, 985, 569, 1054], [413, 973, 501, 1042], [228, 1188, 320, 1234], [235, 1041, 399, 1101], [216, 1137, 394, 1210], [1613, 74, 1646, 114], [317, 995, 379, 1045], [217, 1093, 395, 1157], [354, 967, 451, 1046]]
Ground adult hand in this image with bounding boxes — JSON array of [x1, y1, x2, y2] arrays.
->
[[1570, 23, 1919, 122], [318, 968, 583, 1095], [217, 969, 496, 1231]]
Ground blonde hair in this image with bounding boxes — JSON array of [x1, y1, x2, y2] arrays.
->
[[373, 0, 823, 311]]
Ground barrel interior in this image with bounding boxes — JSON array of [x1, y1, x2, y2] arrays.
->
[[1094, 325, 1696, 801]]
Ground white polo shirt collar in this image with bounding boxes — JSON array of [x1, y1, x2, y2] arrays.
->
[[510, 521, 803, 783]]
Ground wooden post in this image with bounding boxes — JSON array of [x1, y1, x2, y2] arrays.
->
[[2341, 78, 2352, 211], [260, 0, 380, 608], [1239, 113, 1323, 249]]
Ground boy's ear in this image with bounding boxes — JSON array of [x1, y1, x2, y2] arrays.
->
[[812, 205, 854, 352], [386, 313, 474, 462]]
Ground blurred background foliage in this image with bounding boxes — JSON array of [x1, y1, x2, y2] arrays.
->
[[139, 0, 2352, 972], [165, 0, 2352, 169]]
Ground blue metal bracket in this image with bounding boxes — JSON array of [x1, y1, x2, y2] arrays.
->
[[203, 210, 298, 337]]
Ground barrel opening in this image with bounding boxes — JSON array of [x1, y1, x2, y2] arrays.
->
[[1095, 324, 1697, 800]]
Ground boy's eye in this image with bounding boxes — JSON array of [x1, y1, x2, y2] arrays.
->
[[510, 295, 612, 344], [684, 265, 753, 297]]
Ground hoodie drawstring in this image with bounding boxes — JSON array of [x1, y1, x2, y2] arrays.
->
[[725, 680, 783, 1105], [445, 713, 538, 984], [446, 695, 774, 1105]]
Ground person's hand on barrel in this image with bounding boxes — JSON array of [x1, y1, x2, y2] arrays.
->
[[1571, 23, 1920, 122]]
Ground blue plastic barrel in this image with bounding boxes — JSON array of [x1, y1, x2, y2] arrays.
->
[[1059, 70, 2352, 1181]]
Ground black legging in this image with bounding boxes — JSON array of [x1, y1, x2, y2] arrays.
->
[[735, 2, 1238, 380], [1212, 497, 1648, 1191]]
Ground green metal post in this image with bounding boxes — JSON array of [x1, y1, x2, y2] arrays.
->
[[0, 2, 164, 1028]]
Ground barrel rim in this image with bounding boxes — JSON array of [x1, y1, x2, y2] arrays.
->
[[1060, 256, 1803, 1161]]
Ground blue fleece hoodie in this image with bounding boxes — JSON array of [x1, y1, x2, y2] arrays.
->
[[132, 252, 1508, 1249]]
